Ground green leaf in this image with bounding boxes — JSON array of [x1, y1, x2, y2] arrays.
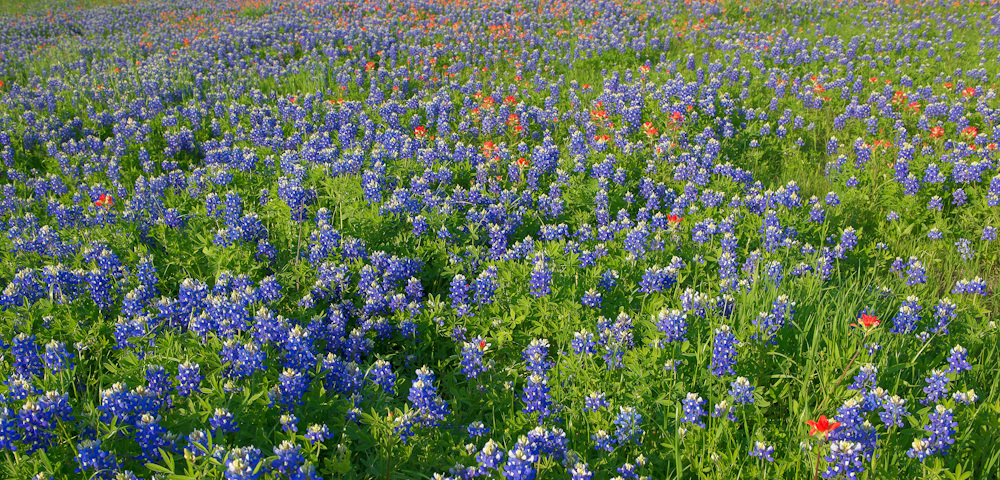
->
[[145, 463, 174, 475]]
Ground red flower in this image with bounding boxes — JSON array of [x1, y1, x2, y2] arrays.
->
[[94, 194, 113, 209], [667, 214, 683, 224], [515, 157, 528, 168], [414, 126, 428, 139], [930, 126, 945, 138], [642, 121, 658, 138], [851, 312, 880, 331], [805, 415, 841, 438]]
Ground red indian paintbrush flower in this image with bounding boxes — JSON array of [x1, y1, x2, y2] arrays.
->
[[805, 415, 841, 438], [851, 312, 880, 331], [94, 194, 113, 209]]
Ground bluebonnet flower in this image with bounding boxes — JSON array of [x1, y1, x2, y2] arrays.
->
[[175, 361, 202, 398], [906, 438, 934, 462], [915, 405, 958, 459], [709, 325, 739, 376], [184, 429, 211, 461], [879, 395, 909, 428], [932, 298, 958, 334], [952, 390, 978, 405], [580, 289, 602, 309], [712, 400, 737, 422], [571, 330, 596, 355], [681, 393, 707, 427], [523, 339, 553, 373], [393, 411, 418, 445], [598, 269, 619, 291], [450, 274, 471, 318], [18, 392, 72, 453], [927, 196, 943, 211], [522, 372, 553, 422], [827, 396, 877, 459], [848, 364, 878, 393], [42, 340, 73, 373], [945, 345, 971, 374], [11, 333, 43, 379], [476, 439, 504, 471], [612, 406, 644, 445], [224, 446, 264, 480], [680, 287, 711, 318], [568, 462, 594, 480], [221, 341, 266, 380], [134, 413, 173, 462], [749, 441, 775, 462], [592, 430, 614, 452], [952, 188, 967, 206], [270, 368, 309, 411], [982, 226, 997, 241], [0, 406, 18, 451], [474, 267, 499, 305], [368, 359, 395, 393], [280, 413, 298, 433], [922, 369, 950, 404], [951, 277, 988, 295], [211, 408, 238, 435], [282, 325, 317, 372], [503, 437, 538, 480], [74, 439, 120, 480], [305, 424, 330, 443], [655, 308, 688, 343], [598, 313, 635, 369], [616, 461, 640, 479], [824, 441, 865, 479], [892, 296, 922, 335], [728, 377, 755, 404], [272, 440, 304, 477], [6, 374, 39, 401], [904, 257, 927, 285], [526, 425, 568, 458], [467, 421, 489, 438], [408, 366, 451, 427], [639, 266, 677, 294], [528, 254, 552, 297], [583, 391, 609, 412], [954, 238, 975, 261], [460, 338, 489, 379]]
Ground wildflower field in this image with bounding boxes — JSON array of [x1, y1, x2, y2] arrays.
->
[[0, 0, 999, 478]]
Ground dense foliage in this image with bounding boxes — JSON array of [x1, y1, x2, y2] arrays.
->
[[0, 0, 998, 478]]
